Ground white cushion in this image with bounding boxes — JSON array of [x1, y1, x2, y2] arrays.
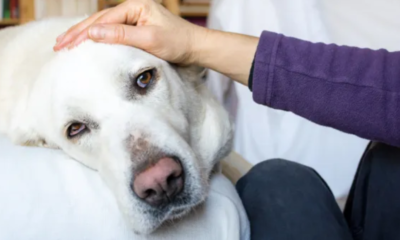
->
[[0, 135, 250, 240]]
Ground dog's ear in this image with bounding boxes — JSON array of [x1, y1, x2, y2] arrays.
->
[[197, 101, 233, 166], [20, 138, 58, 149], [10, 130, 58, 149], [175, 64, 233, 174], [174, 65, 207, 83], [188, 82, 234, 173]]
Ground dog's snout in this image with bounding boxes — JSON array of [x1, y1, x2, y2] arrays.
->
[[133, 157, 184, 207]]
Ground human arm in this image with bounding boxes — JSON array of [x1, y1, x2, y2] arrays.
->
[[251, 31, 400, 147]]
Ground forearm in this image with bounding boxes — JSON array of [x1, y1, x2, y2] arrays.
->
[[252, 31, 400, 147], [192, 28, 259, 85]]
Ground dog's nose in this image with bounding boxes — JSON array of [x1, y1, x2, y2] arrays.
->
[[133, 157, 184, 207]]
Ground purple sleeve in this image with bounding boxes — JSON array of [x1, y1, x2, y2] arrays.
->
[[252, 31, 400, 147]]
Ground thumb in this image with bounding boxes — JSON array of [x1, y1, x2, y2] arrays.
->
[[88, 24, 152, 49]]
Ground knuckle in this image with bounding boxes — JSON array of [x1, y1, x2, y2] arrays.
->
[[114, 25, 127, 43], [142, 3, 151, 14]]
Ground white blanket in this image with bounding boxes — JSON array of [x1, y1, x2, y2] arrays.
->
[[206, 0, 400, 198], [0, 135, 250, 240]]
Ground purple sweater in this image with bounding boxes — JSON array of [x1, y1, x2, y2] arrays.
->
[[251, 31, 400, 147]]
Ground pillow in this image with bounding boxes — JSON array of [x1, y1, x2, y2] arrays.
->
[[0, 135, 250, 240]]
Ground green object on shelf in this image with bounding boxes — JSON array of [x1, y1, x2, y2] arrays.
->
[[3, 0, 10, 19]]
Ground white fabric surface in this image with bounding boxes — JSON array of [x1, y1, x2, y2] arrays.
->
[[320, 0, 400, 52], [0, 135, 250, 240], [206, 0, 400, 198]]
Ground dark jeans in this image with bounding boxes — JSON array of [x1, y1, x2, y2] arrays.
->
[[236, 143, 400, 240]]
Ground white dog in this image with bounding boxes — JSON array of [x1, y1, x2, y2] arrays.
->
[[0, 17, 233, 234]]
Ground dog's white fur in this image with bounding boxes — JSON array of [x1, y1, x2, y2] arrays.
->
[[0, 17, 233, 234]]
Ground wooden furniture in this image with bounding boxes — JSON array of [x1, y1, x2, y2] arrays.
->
[[0, 0, 35, 26], [0, 0, 208, 27], [163, 0, 180, 15], [98, 0, 209, 17]]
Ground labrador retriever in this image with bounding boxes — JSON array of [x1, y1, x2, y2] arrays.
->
[[0, 17, 233, 234]]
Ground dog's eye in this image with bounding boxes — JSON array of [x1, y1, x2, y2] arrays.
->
[[136, 70, 153, 88], [67, 123, 87, 138]]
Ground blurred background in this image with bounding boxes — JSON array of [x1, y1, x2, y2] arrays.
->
[[1, 0, 400, 206], [0, 0, 210, 28]]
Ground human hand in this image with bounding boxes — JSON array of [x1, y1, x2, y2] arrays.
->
[[53, 0, 206, 65]]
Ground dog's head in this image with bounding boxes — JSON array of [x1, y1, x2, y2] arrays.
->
[[21, 41, 232, 234]]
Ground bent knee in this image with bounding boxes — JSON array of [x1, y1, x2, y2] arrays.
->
[[240, 159, 315, 183], [236, 159, 328, 198]]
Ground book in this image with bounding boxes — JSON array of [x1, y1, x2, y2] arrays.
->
[[3, 0, 10, 19], [10, 0, 18, 19]]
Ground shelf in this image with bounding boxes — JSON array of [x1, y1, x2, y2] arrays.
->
[[105, 0, 124, 6], [0, 19, 20, 26], [98, 0, 209, 17], [181, 1, 209, 6], [180, 3, 209, 17]]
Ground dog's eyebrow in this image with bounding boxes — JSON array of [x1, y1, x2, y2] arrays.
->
[[82, 117, 99, 130], [65, 107, 99, 130]]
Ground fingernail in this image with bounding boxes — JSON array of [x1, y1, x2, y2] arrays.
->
[[53, 42, 60, 50], [89, 25, 106, 39], [56, 32, 66, 42]]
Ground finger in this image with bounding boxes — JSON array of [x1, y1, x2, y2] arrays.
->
[[67, 2, 150, 49], [66, 26, 92, 50], [53, 9, 108, 51], [86, 24, 156, 49], [56, 32, 66, 42]]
